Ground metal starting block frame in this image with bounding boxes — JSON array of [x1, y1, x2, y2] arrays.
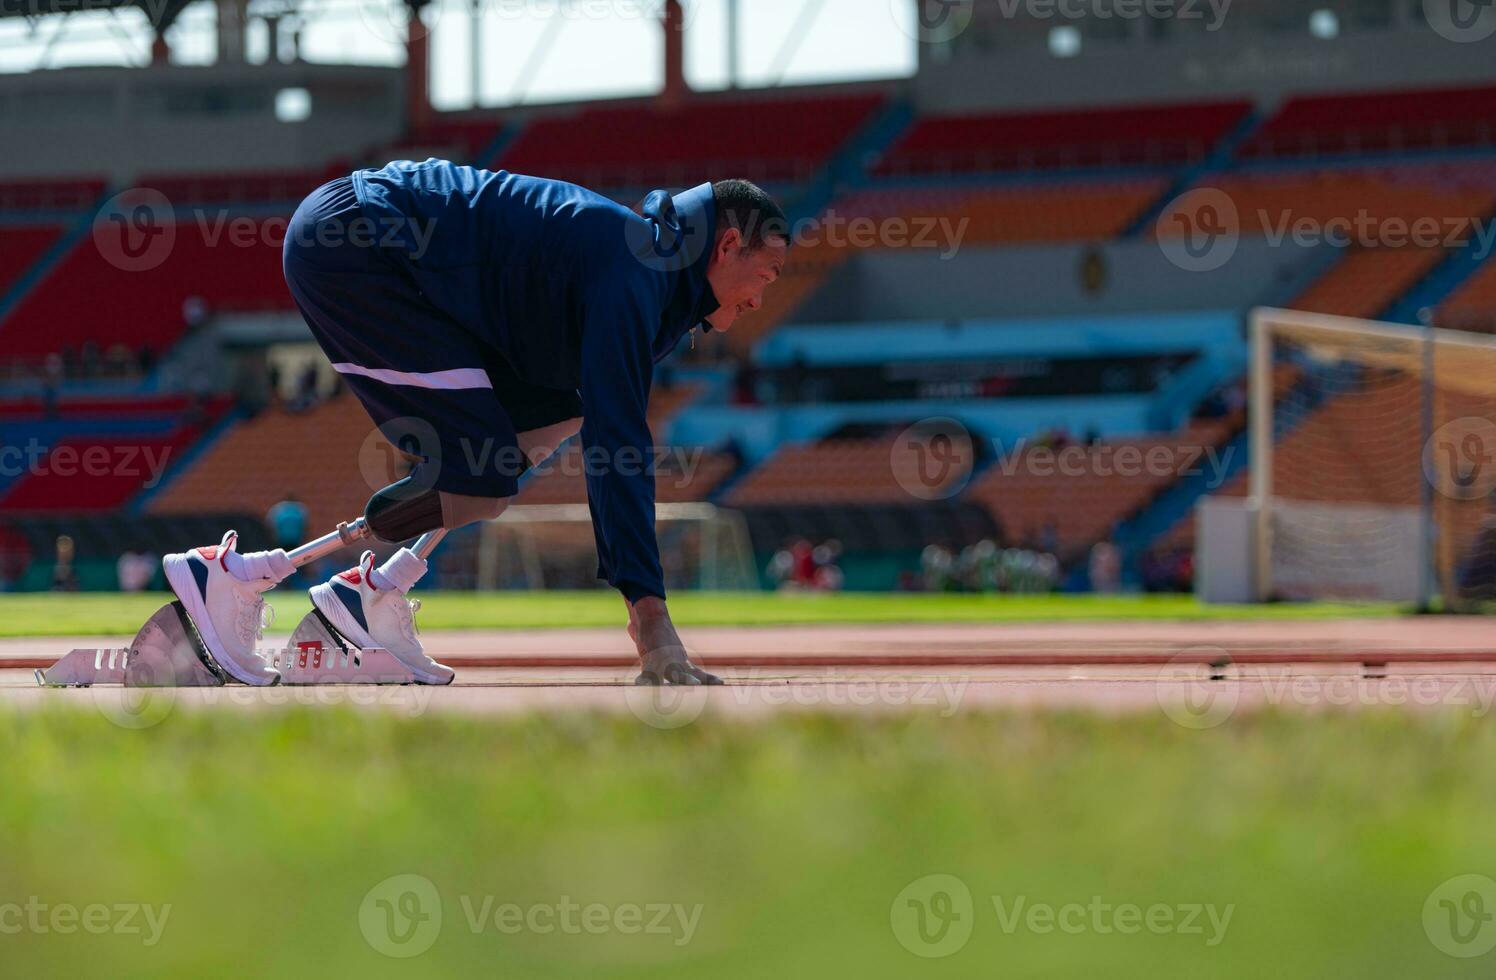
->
[[38, 602, 425, 688]]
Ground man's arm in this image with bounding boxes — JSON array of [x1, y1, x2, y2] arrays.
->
[[578, 269, 720, 686], [578, 271, 664, 604]]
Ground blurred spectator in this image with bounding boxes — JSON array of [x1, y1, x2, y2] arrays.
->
[[51, 535, 79, 592], [767, 537, 843, 592], [116, 550, 156, 592], [267, 493, 309, 552], [1089, 540, 1121, 593]]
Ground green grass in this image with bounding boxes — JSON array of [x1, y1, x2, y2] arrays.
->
[[0, 590, 1407, 637], [2, 708, 1494, 978]]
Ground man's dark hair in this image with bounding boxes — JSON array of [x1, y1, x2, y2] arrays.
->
[[713, 179, 790, 250]]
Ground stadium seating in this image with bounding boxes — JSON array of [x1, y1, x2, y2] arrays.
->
[[874, 100, 1250, 175], [725, 434, 975, 507], [1439, 257, 1496, 332], [963, 422, 1236, 562], [0, 215, 293, 359], [1289, 245, 1448, 320], [137, 169, 329, 205], [1158, 169, 1495, 240], [498, 92, 885, 186], [0, 226, 63, 298], [152, 383, 711, 535], [1238, 84, 1496, 159], [0, 395, 230, 512], [0, 178, 106, 211]]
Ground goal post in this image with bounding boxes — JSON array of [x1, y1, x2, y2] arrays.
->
[[473, 503, 760, 592], [1244, 307, 1496, 609]]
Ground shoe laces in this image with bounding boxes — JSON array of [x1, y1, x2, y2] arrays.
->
[[398, 597, 421, 645], [234, 591, 274, 647]]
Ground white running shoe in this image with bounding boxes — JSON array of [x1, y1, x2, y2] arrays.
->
[[162, 530, 281, 686], [310, 551, 455, 686]]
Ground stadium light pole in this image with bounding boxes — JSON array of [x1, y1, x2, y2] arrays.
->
[[404, 0, 432, 137]]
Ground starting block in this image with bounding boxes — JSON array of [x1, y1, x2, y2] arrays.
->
[[37, 602, 426, 688]]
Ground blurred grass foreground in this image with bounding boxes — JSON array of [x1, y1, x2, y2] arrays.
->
[[2, 708, 1494, 978]]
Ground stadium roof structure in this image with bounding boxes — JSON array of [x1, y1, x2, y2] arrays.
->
[[0, 0, 196, 33]]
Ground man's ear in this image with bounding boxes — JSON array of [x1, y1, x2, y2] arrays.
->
[[716, 226, 743, 259]]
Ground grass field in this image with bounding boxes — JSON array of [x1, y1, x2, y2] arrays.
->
[[1, 707, 1492, 978], [0, 590, 1407, 637]]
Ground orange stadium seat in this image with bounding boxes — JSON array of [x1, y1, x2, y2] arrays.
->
[[1157, 169, 1495, 242], [963, 422, 1236, 561], [725, 434, 975, 508], [1289, 245, 1447, 320], [500, 92, 885, 186], [1439, 258, 1496, 332], [876, 100, 1250, 175]]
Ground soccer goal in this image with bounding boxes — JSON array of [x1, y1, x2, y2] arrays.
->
[[1240, 307, 1496, 608], [473, 503, 760, 592]]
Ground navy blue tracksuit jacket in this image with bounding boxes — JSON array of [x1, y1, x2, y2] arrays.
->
[[350, 159, 721, 603]]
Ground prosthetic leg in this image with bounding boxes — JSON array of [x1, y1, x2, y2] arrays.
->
[[272, 526, 448, 684], [39, 503, 449, 687]]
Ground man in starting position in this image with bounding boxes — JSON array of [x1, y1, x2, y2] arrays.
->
[[162, 158, 788, 686]]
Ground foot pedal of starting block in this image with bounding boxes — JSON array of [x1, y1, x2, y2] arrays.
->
[[39, 602, 226, 688], [268, 608, 421, 685]]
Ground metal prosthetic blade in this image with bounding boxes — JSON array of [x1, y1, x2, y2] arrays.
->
[[270, 608, 420, 685], [123, 601, 227, 688], [38, 646, 132, 687]]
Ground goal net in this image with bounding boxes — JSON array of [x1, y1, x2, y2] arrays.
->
[[1249, 308, 1496, 608], [472, 503, 759, 592]]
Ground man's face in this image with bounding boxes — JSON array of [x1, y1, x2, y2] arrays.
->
[[704, 228, 788, 332]]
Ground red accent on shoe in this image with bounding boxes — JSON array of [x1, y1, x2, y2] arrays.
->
[[339, 568, 362, 585], [196, 546, 219, 561]]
